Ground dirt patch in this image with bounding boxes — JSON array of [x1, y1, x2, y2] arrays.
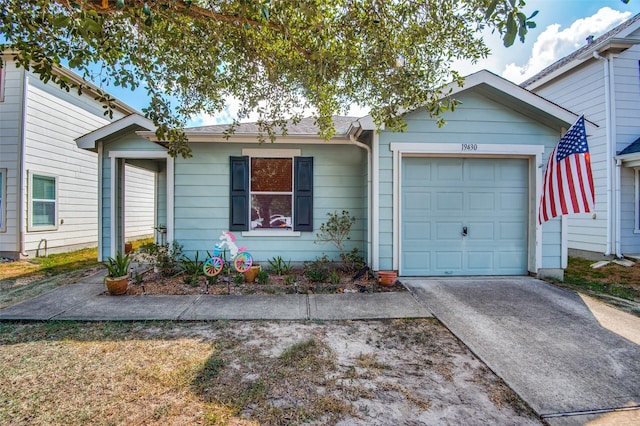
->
[[0, 320, 542, 425], [124, 268, 405, 296]]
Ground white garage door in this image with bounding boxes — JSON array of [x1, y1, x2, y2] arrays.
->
[[401, 157, 529, 276]]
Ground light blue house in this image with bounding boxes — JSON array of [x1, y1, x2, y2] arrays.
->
[[77, 70, 592, 279]]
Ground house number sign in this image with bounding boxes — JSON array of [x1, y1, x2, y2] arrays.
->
[[461, 143, 478, 151]]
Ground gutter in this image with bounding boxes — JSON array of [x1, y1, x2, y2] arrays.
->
[[18, 69, 28, 257], [348, 123, 373, 267], [593, 51, 615, 256]]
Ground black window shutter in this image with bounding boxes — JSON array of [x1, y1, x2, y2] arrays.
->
[[294, 157, 313, 231], [229, 156, 249, 231]]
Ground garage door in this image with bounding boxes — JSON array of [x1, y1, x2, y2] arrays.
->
[[401, 157, 529, 276]]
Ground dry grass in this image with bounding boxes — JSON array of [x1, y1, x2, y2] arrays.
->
[[545, 256, 640, 315], [0, 320, 541, 425]]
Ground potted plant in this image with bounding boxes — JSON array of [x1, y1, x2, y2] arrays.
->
[[104, 252, 131, 295], [243, 264, 261, 283]]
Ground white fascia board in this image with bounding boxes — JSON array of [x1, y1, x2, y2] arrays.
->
[[76, 114, 156, 150], [390, 142, 544, 156], [137, 131, 352, 145]]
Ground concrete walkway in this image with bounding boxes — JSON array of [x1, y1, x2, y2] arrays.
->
[[0, 270, 431, 321], [403, 277, 640, 426]]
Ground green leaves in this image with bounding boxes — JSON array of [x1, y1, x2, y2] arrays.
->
[[3, 0, 540, 158]]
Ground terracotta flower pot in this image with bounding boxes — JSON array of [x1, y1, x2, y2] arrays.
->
[[243, 265, 261, 283], [105, 275, 129, 295], [378, 271, 397, 286]]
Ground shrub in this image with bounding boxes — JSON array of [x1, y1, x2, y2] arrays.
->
[[316, 210, 355, 257], [268, 256, 292, 275], [341, 247, 365, 273], [256, 270, 269, 285], [139, 241, 183, 275]]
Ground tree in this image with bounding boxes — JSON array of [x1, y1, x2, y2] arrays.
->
[[1, 0, 537, 157]]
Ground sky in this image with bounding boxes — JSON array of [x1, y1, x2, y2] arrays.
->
[[100, 0, 640, 125]]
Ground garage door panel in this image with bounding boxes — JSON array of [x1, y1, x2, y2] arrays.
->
[[469, 192, 495, 210], [436, 192, 463, 211], [500, 192, 528, 210], [436, 222, 464, 240], [401, 157, 528, 276], [467, 251, 494, 270], [436, 251, 463, 271], [403, 221, 431, 241], [499, 221, 526, 240], [467, 162, 495, 181], [498, 250, 527, 270], [436, 159, 464, 181], [466, 222, 494, 240], [404, 192, 431, 214]]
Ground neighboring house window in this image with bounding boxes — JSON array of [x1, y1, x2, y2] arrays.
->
[[0, 169, 5, 231], [30, 173, 58, 230], [230, 153, 313, 232]]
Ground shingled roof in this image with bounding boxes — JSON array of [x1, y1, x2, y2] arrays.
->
[[185, 115, 360, 136], [521, 13, 640, 88]]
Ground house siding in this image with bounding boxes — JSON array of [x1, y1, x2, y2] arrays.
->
[[531, 43, 640, 255], [613, 45, 640, 254], [124, 164, 156, 241], [531, 59, 609, 254], [0, 58, 154, 258], [171, 142, 367, 263], [377, 92, 563, 272], [21, 75, 121, 255], [0, 64, 24, 256]]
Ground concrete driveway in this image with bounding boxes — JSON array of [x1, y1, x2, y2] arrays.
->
[[403, 277, 640, 426]]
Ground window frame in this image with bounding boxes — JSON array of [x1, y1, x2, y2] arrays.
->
[[28, 171, 59, 231], [0, 168, 6, 232], [242, 149, 301, 237]]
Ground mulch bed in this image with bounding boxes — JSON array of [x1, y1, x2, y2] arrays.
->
[[124, 268, 405, 296]]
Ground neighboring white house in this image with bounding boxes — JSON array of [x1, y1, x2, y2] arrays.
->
[[0, 54, 156, 259], [522, 13, 640, 259]]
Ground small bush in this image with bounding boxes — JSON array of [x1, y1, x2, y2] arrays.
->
[[268, 256, 292, 275], [256, 270, 269, 285], [305, 255, 331, 283], [341, 247, 365, 273]]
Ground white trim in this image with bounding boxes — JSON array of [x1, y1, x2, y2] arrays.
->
[[108, 150, 171, 159], [76, 114, 155, 150], [242, 230, 301, 237], [392, 148, 401, 271], [0, 65, 5, 103], [390, 142, 545, 156], [392, 143, 545, 275], [242, 148, 301, 157], [635, 169, 640, 233], [27, 171, 59, 232], [535, 152, 544, 273], [561, 216, 568, 269], [0, 168, 6, 232], [109, 150, 172, 258], [97, 142, 103, 260], [372, 132, 380, 270], [109, 156, 117, 258]]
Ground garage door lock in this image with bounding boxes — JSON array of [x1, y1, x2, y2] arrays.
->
[[462, 226, 468, 237]]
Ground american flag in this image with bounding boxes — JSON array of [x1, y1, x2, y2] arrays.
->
[[538, 115, 595, 224]]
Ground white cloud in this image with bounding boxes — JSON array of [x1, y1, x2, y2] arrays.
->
[[502, 7, 631, 84]]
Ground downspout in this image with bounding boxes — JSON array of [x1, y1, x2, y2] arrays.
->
[[18, 69, 28, 257], [615, 158, 622, 256], [349, 132, 373, 267], [593, 51, 614, 256]]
